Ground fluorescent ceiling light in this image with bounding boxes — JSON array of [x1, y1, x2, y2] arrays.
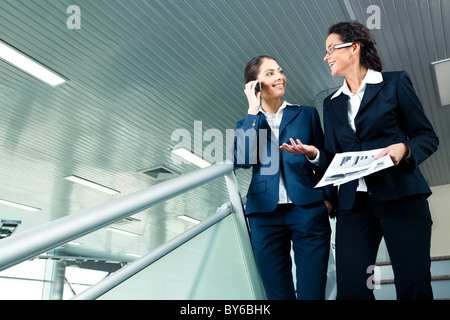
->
[[0, 199, 41, 212], [67, 241, 82, 246], [177, 215, 201, 225], [65, 175, 120, 195], [106, 227, 140, 237], [0, 40, 66, 86], [432, 58, 450, 106], [126, 253, 143, 258], [172, 148, 211, 168]]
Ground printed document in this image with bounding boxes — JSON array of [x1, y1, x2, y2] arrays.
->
[[315, 148, 394, 188]]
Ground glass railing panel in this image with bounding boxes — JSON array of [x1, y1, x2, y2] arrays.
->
[[0, 165, 255, 300], [0, 259, 47, 300], [97, 213, 259, 300]]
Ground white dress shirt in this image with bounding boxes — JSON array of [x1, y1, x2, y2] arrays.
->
[[331, 69, 384, 192], [258, 101, 292, 203]]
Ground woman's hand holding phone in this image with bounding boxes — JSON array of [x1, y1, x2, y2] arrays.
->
[[245, 80, 261, 115]]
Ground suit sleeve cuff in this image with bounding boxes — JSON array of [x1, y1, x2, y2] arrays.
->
[[307, 149, 320, 165]]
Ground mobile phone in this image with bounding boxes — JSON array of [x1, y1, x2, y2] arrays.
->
[[255, 82, 261, 93]]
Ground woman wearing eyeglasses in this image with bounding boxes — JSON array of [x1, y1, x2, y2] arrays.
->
[[284, 21, 439, 300], [321, 21, 438, 300]]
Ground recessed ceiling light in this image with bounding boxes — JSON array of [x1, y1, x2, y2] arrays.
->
[[65, 175, 120, 195], [432, 58, 450, 107], [177, 215, 201, 225], [0, 219, 22, 239], [140, 165, 179, 180], [172, 147, 211, 168], [105, 227, 140, 237], [0, 199, 41, 212], [0, 40, 66, 87]]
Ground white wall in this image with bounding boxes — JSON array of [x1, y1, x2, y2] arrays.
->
[[429, 184, 450, 257]]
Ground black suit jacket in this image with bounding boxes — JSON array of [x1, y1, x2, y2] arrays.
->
[[321, 71, 439, 210]]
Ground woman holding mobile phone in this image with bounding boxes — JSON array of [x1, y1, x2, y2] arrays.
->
[[233, 56, 334, 300]]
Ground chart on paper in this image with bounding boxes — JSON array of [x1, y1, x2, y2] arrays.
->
[[315, 149, 394, 188]]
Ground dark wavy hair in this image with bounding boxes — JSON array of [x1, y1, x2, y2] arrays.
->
[[244, 55, 277, 83], [328, 21, 383, 72]]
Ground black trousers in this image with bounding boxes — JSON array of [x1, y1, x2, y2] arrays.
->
[[335, 192, 433, 300], [248, 203, 331, 300]]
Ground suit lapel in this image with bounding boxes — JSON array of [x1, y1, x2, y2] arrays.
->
[[257, 112, 271, 131], [279, 106, 302, 136], [356, 81, 385, 118], [330, 94, 350, 127]]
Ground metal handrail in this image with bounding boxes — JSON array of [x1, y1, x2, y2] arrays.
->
[[0, 163, 234, 272], [72, 202, 233, 300]]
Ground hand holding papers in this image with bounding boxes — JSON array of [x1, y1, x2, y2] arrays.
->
[[315, 148, 394, 188]]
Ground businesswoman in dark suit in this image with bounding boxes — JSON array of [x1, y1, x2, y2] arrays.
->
[[233, 56, 333, 300], [320, 21, 438, 300]]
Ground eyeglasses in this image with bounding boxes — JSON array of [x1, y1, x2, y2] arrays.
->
[[325, 42, 354, 56]]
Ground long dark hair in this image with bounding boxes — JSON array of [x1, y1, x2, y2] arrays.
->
[[328, 21, 383, 72], [244, 55, 277, 83]]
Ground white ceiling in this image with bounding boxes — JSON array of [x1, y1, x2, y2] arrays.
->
[[0, 0, 449, 265]]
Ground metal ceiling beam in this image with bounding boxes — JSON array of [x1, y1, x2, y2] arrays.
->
[[343, 0, 358, 20]]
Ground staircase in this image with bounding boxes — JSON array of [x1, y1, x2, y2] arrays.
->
[[374, 256, 450, 300]]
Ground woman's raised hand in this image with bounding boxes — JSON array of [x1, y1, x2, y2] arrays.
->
[[245, 80, 261, 115]]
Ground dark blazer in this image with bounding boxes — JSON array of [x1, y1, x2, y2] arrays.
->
[[322, 71, 439, 211], [233, 104, 333, 215]]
